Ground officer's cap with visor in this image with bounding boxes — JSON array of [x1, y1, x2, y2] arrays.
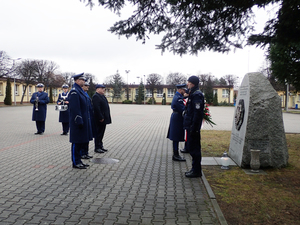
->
[[62, 84, 69, 89], [84, 82, 90, 86], [176, 84, 186, 89], [96, 84, 106, 89], [187, 75, 199, 86], [36, 83, 44, 88], [72, 73, 85, 81]]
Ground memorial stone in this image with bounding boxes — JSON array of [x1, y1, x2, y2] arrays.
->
[[229, 73, 288, 168]]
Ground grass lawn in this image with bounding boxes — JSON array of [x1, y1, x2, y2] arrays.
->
[[201, 130, 300, 225]]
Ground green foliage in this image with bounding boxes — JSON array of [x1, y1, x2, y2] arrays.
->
[[213, 92, 218, 106], [162, 93, 166, 105], [268, 43, 300, 91], [203, 76, 214, 104], [122, 100, 132, 104], [135, 81, 145, 104], [106, 71, 124, 102], [218, 101, 234, 106], [147, 98, 156, 105], [4, 78, 12, 105]]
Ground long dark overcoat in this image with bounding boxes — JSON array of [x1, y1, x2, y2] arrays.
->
[[30, 91, 49, 121], [57, 92, 69, 123], [183, 87, 204, 131], [68, 83, 93, 143], [167, 91, 185, 141], [92, 92, 112, 125]]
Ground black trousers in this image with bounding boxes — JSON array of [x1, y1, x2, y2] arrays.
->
[[187, 130, 202, 173], [94, 122, 106, 149], [35, 121, 45, 133], [62, 122, 69, 134], [71, 143, 86, 166]]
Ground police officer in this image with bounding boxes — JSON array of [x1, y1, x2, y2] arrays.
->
[[68, 73, 93, 169], [167, 84, 186, 161], [92, 84, 111, 153], [183, 76, 205, 178], [57, 84, 70, 135], [81, 81, 94, 159], [30, 83, 50, 135]]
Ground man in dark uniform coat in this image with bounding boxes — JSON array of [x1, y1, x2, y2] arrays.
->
[[68, 73, 93, 169], [81, 81, 94, 159], [30, 83, 50, 135], [92, 84, 111, 153], [183, 76, 205, 178], [167, 84, 186, 161], [57, 84, 70, 135]]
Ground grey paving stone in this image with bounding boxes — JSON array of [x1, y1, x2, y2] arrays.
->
[[0, 104, 237, 225]]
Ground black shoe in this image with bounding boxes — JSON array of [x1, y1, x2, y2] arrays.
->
[[81, 155, 89, 159], [72, 164, 87, 169], [87, 155, 93, 159], [172, 155, 186, 161], [94, 149, 105, 153], [185, 170, 202, 178], [101, 148, 108, 152], [180, 149, 189, 153], [34, 132, 43, 135], [82, 163, 89, 167], [61, 132, 68, 135]]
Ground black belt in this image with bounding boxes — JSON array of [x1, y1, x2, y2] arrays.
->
[[173, 111, 179, 114]]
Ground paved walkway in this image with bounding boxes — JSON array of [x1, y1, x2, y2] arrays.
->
[[0, 104, 298, 225]]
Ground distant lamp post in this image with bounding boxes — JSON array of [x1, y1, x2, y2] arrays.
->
[[143, 75, 146, 105], [125, 70, 130, 100], [9, 58, 22, 106], [221, 151, 230, 170]]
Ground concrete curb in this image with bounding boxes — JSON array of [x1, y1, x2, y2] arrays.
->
[[202, 173, 228, 225]]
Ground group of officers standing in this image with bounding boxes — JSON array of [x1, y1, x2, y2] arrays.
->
[[167, 75, 204, 178], [29, 74, 204, 177], [30, 73, 111, 169]]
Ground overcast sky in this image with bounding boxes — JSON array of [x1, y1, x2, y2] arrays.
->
[[0, 0, 276, 85]]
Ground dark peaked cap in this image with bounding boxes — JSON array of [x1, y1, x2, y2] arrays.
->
[[72, 73, 85, 80]]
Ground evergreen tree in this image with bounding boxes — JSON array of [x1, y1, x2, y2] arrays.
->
[[162, 93, 166, 105], [49, 87, 53, 103], [4, 78, 12, 105], [135, 81, 145, 104], [213, 92, 218, 106]]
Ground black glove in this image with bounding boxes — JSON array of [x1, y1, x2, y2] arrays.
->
[[78, 124, 84, 129]]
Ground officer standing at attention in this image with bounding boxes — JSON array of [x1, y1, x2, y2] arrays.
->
[[30, 83, 50, 135], [81, 81, 94, 159], [92, 84, 111, 154], [167, 84, 186, 161], [68, 73, 93, 169], [57, 84, 70, 135], [183, 76, 205, 178]]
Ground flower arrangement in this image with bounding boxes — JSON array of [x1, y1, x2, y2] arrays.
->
[[203, 103, 216, 127]]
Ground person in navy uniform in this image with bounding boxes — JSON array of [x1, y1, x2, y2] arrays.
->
[[167, 84, 186, 161], [80, 81, 94, 159], [183, 76, 205, 178], [30, 83, 50, 135], [92, 84, 111, 154], [57, 84, 70, 135], [68, 73, 93, 169]]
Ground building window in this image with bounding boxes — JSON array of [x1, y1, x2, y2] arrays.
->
[[22, 85, 26, 96], [213, 89, 218, 96], [0, 83, 3, 95], [135, 88, 139, 97], [28, 86, 32, 96], [105, 89, 110, 98], [53, 88, 57, 97], [146, 89, 152, 97], [15, 84, 19, 96], [167, 88, 174, 97], [298, 94, 300, 102], [156, 89, 163, 98], [222, 89, 228, 98]]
